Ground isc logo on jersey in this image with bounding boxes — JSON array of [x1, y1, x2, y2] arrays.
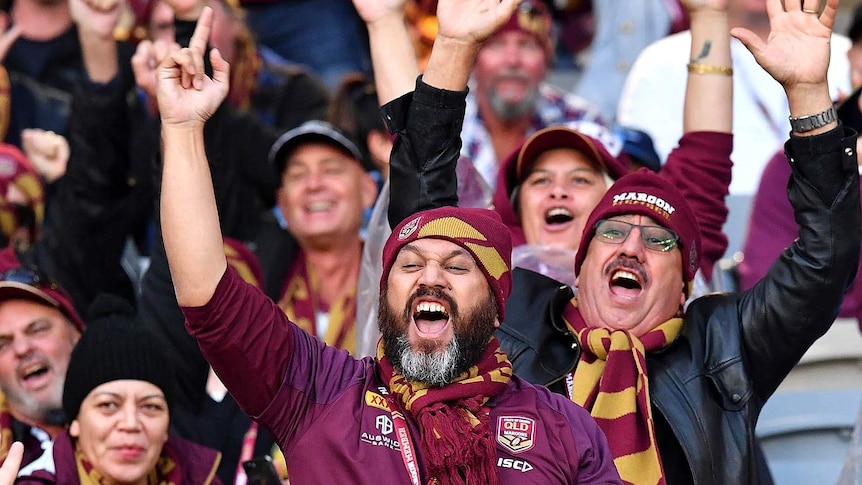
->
[[497, 457, 534, 473]]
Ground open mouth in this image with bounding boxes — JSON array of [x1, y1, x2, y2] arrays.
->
[[412, 301, 451, 338], [608, 269, 645, 300], [545, 207, 574, 225], [610, 270, 642, 290], [306, 201, 334, 213], [19, 362, 49, 384]]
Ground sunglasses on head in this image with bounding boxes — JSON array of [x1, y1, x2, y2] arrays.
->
[[594, 219, 679, 252]]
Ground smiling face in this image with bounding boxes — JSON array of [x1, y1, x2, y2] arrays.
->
[[518, 148, 611, 250], [70, 380, 169, 485], [276, 142, 377, 250], [379, 238, 498, 386], [575, 214, 686, 336], [0, 299, 79, 426], [474, 30, 547, 122]]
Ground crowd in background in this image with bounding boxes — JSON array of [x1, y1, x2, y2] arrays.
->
[[0, 0, 856, 483]]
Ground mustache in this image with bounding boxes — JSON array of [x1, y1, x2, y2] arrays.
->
[[491, 69, 533, 84], [604, 256, 649, 284]]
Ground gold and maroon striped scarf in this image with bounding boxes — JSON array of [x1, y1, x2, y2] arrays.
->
[[0, 393, 14, 463], [278, 251, 357, 353], [564, 303, 682, 485], [377, 338, 512, 485]]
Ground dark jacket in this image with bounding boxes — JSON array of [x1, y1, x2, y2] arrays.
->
[[385, 77, 861, 484], [16, 44, 145, 316]]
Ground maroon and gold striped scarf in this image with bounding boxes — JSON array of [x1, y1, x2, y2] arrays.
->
[[0, 393, 14, 463], [278, 250, 357, 353], [377, 338, 512, 485], [563, 303, 682, 485]]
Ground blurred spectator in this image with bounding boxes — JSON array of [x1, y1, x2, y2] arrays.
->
[[460, 0, 613, 189], [134, 0, 331, 130], [240, 0, 371, 90], [327, 73, 390, 178], [2, 0, 87, 146], [549, 0, 690, 123], [256, 121, 377, 353], [0, 263, 83, 468]]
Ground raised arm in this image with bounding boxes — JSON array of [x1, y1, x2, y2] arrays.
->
[[731, 0, 858, 396], [384, 0, 518, 226], [683, 0, 732, 133], [660, 0, 734, 279], [158, 7, 230, 306], [733, 0, 836, 134], [351, 0, 417, 104]]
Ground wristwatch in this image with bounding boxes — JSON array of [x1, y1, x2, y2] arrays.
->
[[789, 106, 837, 133]]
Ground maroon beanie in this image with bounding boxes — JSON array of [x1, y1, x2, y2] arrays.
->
[[382, 207, 513, 319], [574, 168, 701, 290]]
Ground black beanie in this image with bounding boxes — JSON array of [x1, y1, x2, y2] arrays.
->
[[62, 294, 175, 423]]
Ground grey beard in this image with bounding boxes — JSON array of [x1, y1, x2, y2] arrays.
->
[[393, 334, 462, 387], [3, 385, 65, 425], [487, 87, 539, 122]]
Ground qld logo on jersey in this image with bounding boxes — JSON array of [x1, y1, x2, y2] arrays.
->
[[496, 416, 535, 454]]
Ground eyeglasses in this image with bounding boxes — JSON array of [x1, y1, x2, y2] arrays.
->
[[594, 219, 679, 252], [0, 267, 56, 289]]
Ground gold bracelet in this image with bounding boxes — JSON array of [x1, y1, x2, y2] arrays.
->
[[687, 63, 733, 76]]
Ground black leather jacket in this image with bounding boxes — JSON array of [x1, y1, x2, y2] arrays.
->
[[384, 78, 861, 485]]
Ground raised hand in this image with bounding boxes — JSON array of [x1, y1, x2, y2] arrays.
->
[[731, 0, 836, 90], [0, 442, 22, 485], [21, 129, 69, 183], [0, 14, 21, 63], [350, 0, 407, 25], [435, 0, 519, 45], [156, 6, 229, 128]]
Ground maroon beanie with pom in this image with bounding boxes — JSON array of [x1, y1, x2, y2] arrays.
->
[[382, 207, 513, 319], [574, 168, 701, 291]]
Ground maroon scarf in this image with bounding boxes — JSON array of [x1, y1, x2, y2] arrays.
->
[[377, 338, 512, 485]]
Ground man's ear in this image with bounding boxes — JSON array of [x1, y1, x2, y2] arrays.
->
[[361, 172, 378, 209], [367, 130, 393, 173], [69, 419, 80, 438]]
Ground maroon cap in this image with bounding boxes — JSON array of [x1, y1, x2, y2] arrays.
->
[[494, 0, 553, 57], [382, 207, 512, 319], [515, 126, 630, 183], [0, 268, 85, 332], [574, 169, 700, 292]]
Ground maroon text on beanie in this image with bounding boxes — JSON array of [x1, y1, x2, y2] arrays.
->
[[381, 207, 513, 319], [574, 168, 701, 294]]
